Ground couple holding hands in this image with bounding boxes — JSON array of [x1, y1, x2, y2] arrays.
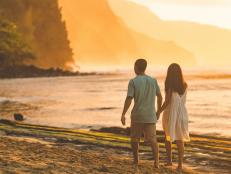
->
[[121, 59, 190, 171]]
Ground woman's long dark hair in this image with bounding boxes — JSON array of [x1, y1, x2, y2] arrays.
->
[[165, 63, 187, 95]]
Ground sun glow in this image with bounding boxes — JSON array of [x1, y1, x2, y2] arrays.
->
[[130, 0, 231, 29], [59, 0, 231, 71]]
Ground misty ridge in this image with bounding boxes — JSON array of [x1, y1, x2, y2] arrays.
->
[[1, 0, 231, 75], [60, 0, 195, 67], [109, 0, 231, 67]]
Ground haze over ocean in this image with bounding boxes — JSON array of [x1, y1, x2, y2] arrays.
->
[[1, 71, 230, 137]]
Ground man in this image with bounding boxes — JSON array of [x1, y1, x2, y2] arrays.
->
[[121, 59, 162, 168]]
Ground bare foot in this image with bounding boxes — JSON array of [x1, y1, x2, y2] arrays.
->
[[177, 165, 183, 172], [153, 162, 160, 169], [133, 164, 140, 173], [133, 159, 139, 166], [164, 162, 173, 167]]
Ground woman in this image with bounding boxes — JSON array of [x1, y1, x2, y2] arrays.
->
[[157, 63, 190, 170]]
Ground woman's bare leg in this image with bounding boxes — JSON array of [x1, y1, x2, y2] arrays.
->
[[165, 136, 172, 165], [176, 140, 184, 170]]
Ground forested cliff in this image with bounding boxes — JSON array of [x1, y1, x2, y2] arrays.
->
[[0, 0, 73, 69]]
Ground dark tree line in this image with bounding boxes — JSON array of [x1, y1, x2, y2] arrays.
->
[[0, 17, 35, 67], [0, 0, 73, 69]]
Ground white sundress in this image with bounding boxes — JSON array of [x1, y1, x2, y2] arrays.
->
[[162, 90, 190, 142]]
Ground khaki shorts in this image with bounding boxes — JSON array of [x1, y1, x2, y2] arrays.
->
[[130, 122, 157, 143]]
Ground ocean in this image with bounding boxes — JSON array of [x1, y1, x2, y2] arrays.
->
[[0, 71, 231, 137]]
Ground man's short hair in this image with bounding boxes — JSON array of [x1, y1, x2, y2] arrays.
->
[[135, 59, 147, 72]]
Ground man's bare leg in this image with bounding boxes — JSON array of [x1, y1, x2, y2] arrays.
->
[[131, 141, 139, 165], [150, 140, 159, 168]]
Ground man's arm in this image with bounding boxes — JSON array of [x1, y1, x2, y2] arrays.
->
[[156, 92, 163, 120], [157, 89, 172, 117], [121, 96, 133, 126]]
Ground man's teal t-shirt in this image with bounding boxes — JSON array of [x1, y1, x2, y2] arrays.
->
[[127, 75, 160, 123]]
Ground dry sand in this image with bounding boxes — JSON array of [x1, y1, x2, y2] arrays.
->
[[0, 135, 206, 174]]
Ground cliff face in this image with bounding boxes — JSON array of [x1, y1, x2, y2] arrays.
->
[[59, 0, 196, 67], [59, 0, 138, 65], [109, 0, 231, 66], [0, 0, 196, 69], [0, 0, 73, 69]]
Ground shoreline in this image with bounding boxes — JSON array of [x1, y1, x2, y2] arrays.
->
[[91, 126, 231, 141], [1, 65, 231, 80], [0, 119, 230, 174], [0, 65, 99, 79], [3, 117, 230, 140]]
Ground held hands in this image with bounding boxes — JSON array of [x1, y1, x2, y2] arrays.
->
[[121, 114, 126, 126]]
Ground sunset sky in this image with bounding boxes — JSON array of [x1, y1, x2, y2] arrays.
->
[[59, 0, 231, 70], [130, 0, 231, 29]]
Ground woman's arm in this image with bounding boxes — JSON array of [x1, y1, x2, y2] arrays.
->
[[157, 89, 172, 117]]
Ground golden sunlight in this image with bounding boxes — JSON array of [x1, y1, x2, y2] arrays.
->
[[0, 1, 231, 173]]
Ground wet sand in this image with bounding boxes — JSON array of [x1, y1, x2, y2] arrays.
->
[[0, 120, 230, 174]]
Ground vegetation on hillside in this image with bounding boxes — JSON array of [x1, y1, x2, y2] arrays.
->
[[0, 17, 35, 67], [0, 0, 73, 69]]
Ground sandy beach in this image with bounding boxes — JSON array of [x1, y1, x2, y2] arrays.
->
[[0, 136, 197, 174], [0, 120, 230, 174]]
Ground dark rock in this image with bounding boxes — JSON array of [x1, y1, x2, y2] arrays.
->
[[92, 127, 131, 136], [0, 119, 16, 126], [14, 113, 24, 121], [92, 127, 165, 136], [91, 126, 166, 142], [0, 65, 97, 79]]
